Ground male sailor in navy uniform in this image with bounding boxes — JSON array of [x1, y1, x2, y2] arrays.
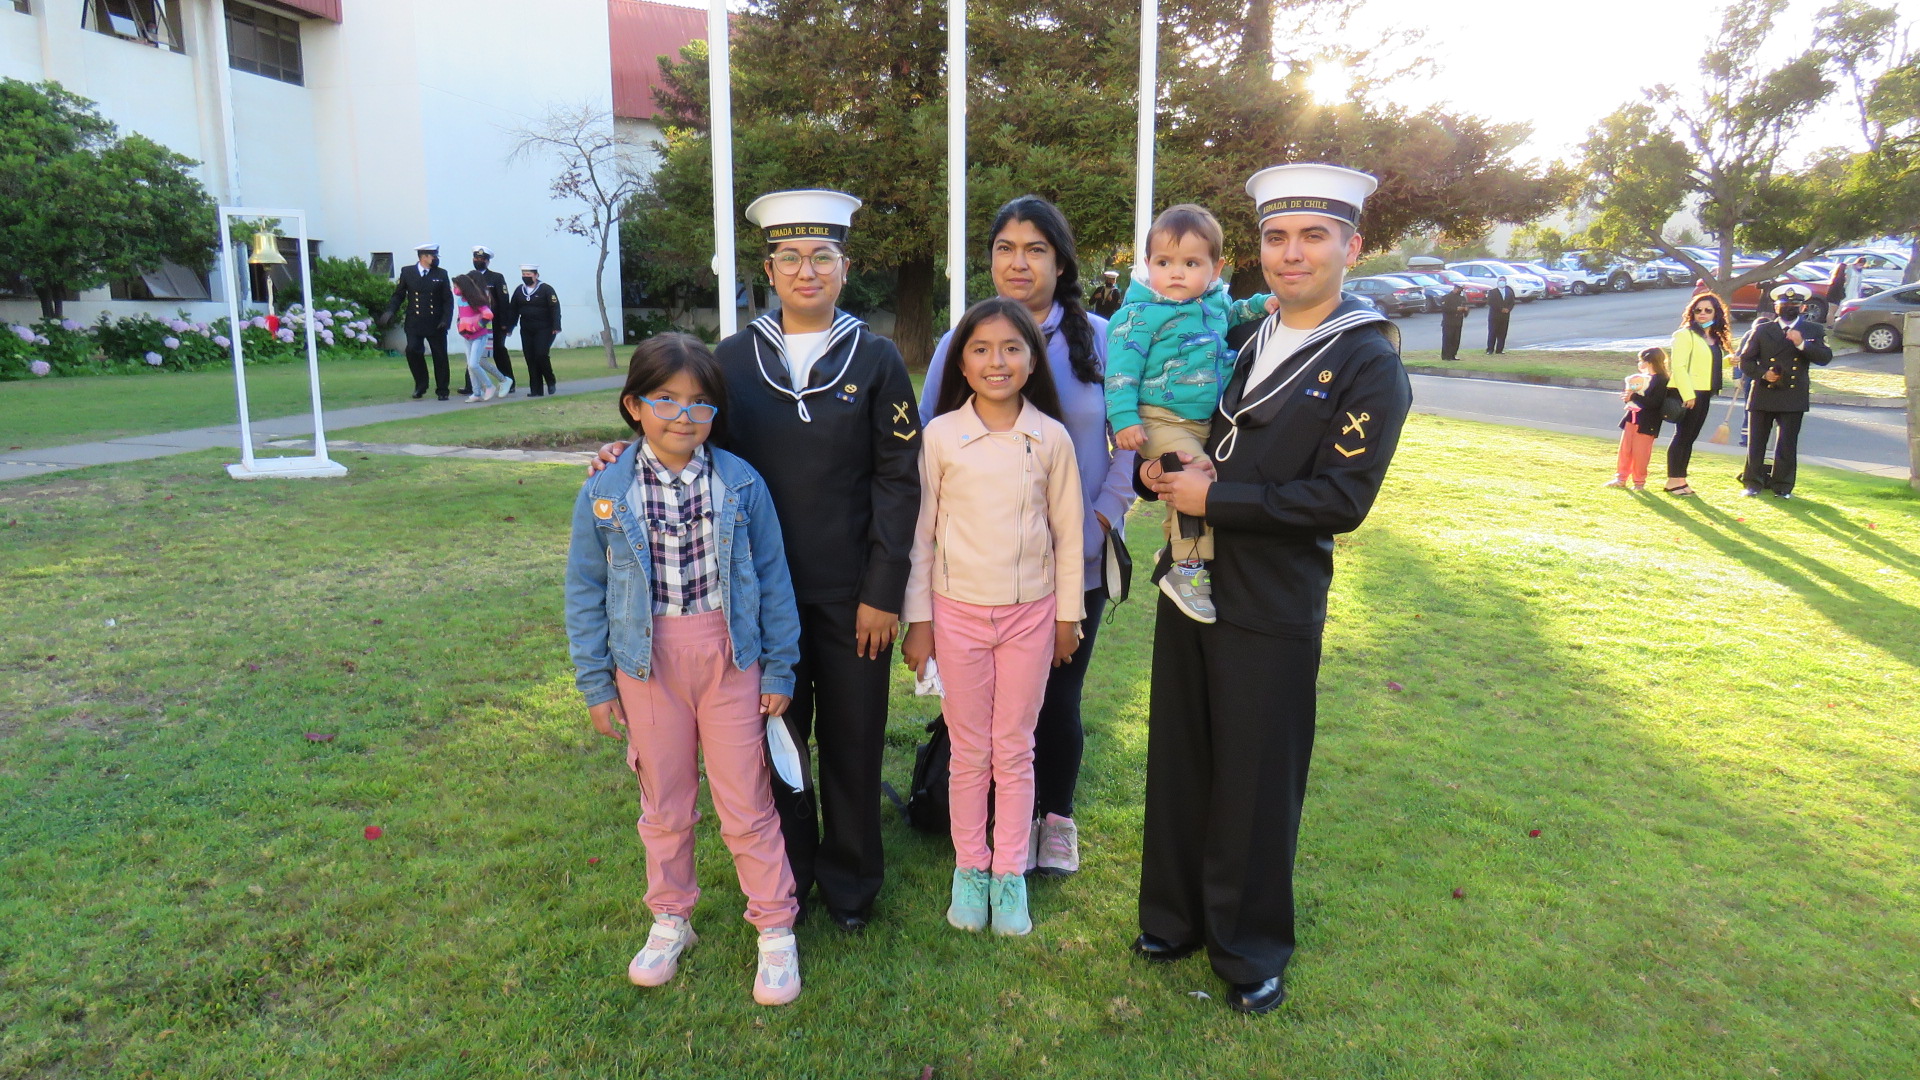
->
[[382, 243, 455, 400], [1131, 164, 1412, 1014], [1738, 282, 1831, 499], [592, 190, 921, 931]]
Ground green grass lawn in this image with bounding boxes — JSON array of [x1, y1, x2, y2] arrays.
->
[[3, 414, 1918, 1078], [0, 347, 625, 452], [1402, 349, 1909, 400]]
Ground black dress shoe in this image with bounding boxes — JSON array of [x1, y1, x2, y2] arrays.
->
[[410, 390, 426, 400], [826, 907, 870, 933], [436, 394, 450, 401], [458, 387, 473, 396], [1130, 933, 1200, 963], [527, 391, 544, 398], [1226, 977, 1286, 1015]]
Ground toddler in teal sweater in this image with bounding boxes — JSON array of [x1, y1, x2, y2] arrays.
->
[[1105, 204, 1274, 623]]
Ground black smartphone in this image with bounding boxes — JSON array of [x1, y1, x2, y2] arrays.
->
[[1159, 451, 1185, 474]]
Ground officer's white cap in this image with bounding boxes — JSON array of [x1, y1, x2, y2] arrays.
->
[[1773, 282, 1813, 301], [415, 242, 439, 253], [745, 189, 863, 247], [472, 245, 492, 257], [1244, 164, 1378, 227], [520, 264, 539, 273]]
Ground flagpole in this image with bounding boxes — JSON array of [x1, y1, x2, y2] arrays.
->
[[947, 0, 967, 328], [709, 0, 738, 338], [1133, 0, 1158, 274]]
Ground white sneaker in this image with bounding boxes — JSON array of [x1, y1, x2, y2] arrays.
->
[[1158, 562, 1218, 623], [1034, 813, 1080, 876], [752, 928, 801, 1006], [1024, 819, 1042, 874], [627, 914, 696, 987], [499, 378, 514, 396], [464, 394, 482, 403], [481, 386, 495, 401]]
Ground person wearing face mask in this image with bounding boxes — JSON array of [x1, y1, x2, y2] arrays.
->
[[458, 247, 515, 397], [381, 243, 456, 401], [1738, 283, 1832, 499], [1661, 293, 1733, 497], [506, 265, 562, 396]]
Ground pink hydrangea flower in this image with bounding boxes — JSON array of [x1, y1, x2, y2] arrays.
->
[[29, 360, 51, 376], [144, 351, 163, 365], [250, 316, 269, 329], [9, 324, 33, 343], [275, 328, 294, 342], [60, 319, 83, 332], [163, 336, 180, 349], [213, 334, 231, 347], [33, 335, 49, 346]]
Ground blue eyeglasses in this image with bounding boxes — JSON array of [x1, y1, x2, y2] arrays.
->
[[636, 396, 718, 424]]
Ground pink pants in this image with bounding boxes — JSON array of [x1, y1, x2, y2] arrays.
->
[[1615, 429, 1655, 485], [933, 593, 1056, 876], [615, 610, 798, 930]]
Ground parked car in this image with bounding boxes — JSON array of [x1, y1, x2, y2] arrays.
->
[[1693, 263, 1836, 321], [1393, 272, 1454, 312], [1445, 260, 1545, 300], [1434, 270, 1493, 306], [1831, 283, 1918, 353], [1555, 251, 1643, 293], [1824, 247, 1909, 277], [1345, 275, 1428, 316], [1507, 260, 1572, 298]]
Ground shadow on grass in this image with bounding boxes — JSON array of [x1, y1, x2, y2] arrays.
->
[[1636, 493, 1920, 668], [1775, 497, 1920, 581]]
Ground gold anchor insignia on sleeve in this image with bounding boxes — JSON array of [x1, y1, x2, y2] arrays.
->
[[1342, 411, 1370, 438], [891, 401, 912, 425]]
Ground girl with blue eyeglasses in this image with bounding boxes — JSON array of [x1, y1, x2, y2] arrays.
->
[[564, 332, 806, 1006]]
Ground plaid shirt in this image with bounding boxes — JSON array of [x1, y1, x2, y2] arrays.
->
[[630, 441, 721, 616]]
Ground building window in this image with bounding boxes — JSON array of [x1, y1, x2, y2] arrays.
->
[[110, 260, 212, 301], [368, 252, 394, 277], [226, 1, 302, 86], [81, 0, 184, 53], [14, 2, 32, 16]]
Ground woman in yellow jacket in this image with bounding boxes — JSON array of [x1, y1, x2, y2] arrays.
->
[[1663, 293, 1735, 496]]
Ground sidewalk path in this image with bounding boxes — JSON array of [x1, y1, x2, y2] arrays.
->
[[0, 375, 625, 483]]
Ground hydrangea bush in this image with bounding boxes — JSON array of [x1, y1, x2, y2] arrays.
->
[[0, 296, 386, 381]]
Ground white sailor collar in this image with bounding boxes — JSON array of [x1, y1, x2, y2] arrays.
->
[[747, 309, 867, 422], [1213, 299, 1393, 462], [948, 395, 1051, 446]]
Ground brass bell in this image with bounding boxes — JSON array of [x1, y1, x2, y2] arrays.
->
[[248, 231, 287, 266]]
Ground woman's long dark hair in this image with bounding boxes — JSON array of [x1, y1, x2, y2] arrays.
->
[[988, 196, 1102, 385], [618, 332, 730, 447], [931, 298, 1064, 423], [1680, 293, 1733, 353], [452, 273, 488, 309]]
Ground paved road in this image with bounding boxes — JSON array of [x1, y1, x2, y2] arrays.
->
[[1392, 287, 1881, 367]]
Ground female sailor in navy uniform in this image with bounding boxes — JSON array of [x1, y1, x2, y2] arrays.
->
[[1132, 164, 1412, 1014]]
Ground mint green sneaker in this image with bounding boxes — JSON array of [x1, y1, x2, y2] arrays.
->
[[990, 872, 1032, 936], [947, 867, 990, 932]]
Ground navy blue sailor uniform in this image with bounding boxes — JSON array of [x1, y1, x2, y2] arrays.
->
[[1738, 315, 1831, 496], [383, 263, 454, 397], [713, 309, 922, 918], [1135, 296, 1412, 985]]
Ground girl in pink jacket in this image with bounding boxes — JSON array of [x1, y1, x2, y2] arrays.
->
[[454, 273, 513, 401], [901, 296, 1084, 938]]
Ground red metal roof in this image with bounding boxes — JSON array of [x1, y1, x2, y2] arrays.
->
[[258, 0, 342, 22], [610, 0, 713, 121]]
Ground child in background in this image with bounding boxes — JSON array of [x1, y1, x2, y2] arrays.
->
[[1608, 346, 1671, 490], [453, 273, 512, 402], [1104, 204, 1275, 624], [563, 333, 806, 1006], [902, 297, 1085, 938]]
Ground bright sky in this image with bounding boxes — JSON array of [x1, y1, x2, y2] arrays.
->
[[1332, 0, 1880, 164]]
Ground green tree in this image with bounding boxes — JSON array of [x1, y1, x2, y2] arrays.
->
[[1815, 0, 1918, 281], [635, 1, 1566, 366], [0, 79, 215, 318]]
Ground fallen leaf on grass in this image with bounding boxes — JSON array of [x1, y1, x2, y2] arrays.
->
[[1187, 990, 1212, 1000], [341, 659, 358, 674], [371, 618, 384, 625], [44, 655, 55, 661], [1452, 887, 1466, 899], [1528, 829, 1542, 838], [245, 663, 260, 672], [502, 515, 517, 522], [587, 857, 600, 865], [1386, 681, 1405, 692], [517, 479, 524, 485], [919, 1069, 934, 1080], [303, 732, 335, 742], [364, 826, 383, 840]]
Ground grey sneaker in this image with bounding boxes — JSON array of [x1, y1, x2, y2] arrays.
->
[[627, 913, 696, 987], [1024, 818, 1041, 874], [947, 867, 990, 932], [990, 873, 1032, 936], [1159, 562, 1217, 623], [1034, 813, 1079, 877]]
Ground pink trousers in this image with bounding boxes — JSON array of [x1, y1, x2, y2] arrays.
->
[[1614, 429, 1655, 485], [615, 610, 798, 929], [932, 593, 1056, 876]]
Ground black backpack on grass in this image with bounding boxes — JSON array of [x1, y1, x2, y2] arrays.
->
[[904, 715, 951, 834]]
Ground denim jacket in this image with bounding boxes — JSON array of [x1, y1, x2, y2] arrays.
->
[[564, 441, 802, 706]]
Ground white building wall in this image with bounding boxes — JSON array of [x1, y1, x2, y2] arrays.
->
[[0, 0, 618, 348]]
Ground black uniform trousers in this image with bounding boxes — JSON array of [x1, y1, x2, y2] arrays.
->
[[1665, 395, 1714, 478], [404, 323, 450, 396], [1033, 585, 1109, 819], [1139, 595, 1320, 984], [1743, 409, 1805, 495], [1440, 313, 1464, 360], [772, 598, 893, 916], [1485, 311, 1510, 353], [521, 327, 556, 394]]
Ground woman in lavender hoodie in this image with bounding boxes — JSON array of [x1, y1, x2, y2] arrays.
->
[[919, 195, 1135, 877]]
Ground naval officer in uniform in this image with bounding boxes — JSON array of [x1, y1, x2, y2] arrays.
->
[[592, 190, 921, 930], [381, 243, 455, 400], [1131, 164, 1412, 1014]]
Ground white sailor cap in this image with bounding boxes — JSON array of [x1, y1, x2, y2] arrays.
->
[[519, 264, 539, 273], [472, 245, 493, 257], [745, 189, 862, 248], [1103, 269, 1119, 278], [1244, 163, 1378, 227], [1772, 282, 1813, 302], [414, 242, 440, 253]]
